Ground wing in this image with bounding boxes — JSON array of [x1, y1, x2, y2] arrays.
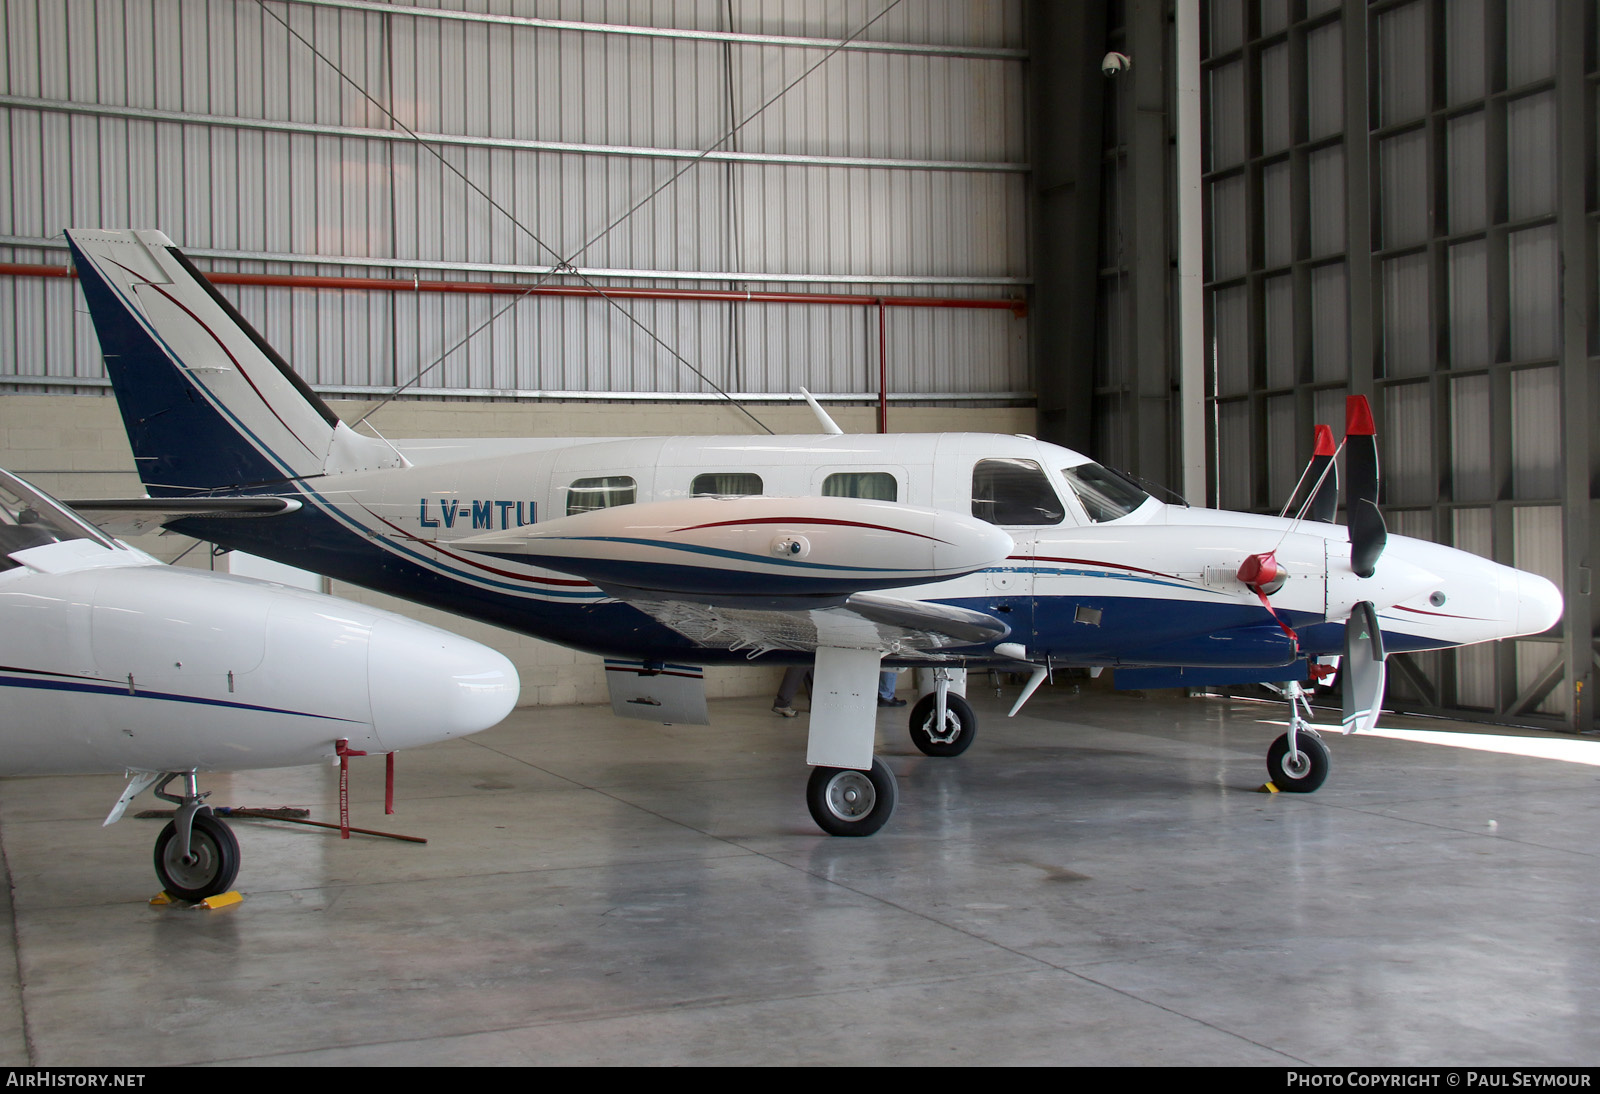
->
[[632, 591, 1010, 660], [458, 494, 1013, 766]]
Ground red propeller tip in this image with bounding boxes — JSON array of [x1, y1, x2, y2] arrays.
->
[[1313, 424, 1336, 456], [1346, 395, 1375, 436]]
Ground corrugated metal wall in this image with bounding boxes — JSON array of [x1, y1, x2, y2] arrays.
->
[[0, 0, 1029, 402], [1198, 0, 1597, 731]]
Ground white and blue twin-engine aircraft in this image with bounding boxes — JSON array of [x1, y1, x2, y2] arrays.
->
[[63, 228, 1564, 837]]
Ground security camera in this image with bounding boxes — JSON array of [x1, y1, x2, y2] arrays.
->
[[1101, 51, 1131, 76]]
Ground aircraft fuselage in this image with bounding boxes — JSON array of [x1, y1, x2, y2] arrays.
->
[[166, 430, 1559, 675]]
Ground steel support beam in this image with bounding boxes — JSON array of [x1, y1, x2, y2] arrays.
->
[[1028, 0, 1109, 452], [288, 0, 1029, 61], [0, 95, 1027, 175], [1555, 0, 1594, 733], [1128, 0, 1174, 484]]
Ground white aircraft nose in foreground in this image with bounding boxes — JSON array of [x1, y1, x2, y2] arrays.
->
[[0, 468, 519, 899], [61, 227, 1562, 840]]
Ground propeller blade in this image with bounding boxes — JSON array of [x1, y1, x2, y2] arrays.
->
[[1308, 424, 1339, 523], [1340, 600, 1387, 734], [1345, 395, 1387, 578]]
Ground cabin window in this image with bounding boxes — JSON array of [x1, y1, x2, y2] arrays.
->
[[1059, 463, 1150, 522], [971, 459, 1064, 526], [692, 472, 763, 497], [567, 476, 637, 516], [822, 472, 897, 501]]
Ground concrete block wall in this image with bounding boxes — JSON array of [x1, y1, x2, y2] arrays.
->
[[0, 393, 1035, 707]]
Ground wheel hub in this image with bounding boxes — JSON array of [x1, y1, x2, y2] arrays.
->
[[1280, 750, 1311, 779], [823, 770, 877, 821], [162, 835, 220, 889], [923, 713, 961, 745]]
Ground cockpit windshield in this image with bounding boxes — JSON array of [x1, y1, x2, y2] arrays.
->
[[0, 470, 115, 569], [1059, 462, 1151, 523]]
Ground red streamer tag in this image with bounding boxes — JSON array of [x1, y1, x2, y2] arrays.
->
[[1237, 552, 1299, 644]]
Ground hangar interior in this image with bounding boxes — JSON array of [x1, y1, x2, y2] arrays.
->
[[0, 0, 1597, 1067]]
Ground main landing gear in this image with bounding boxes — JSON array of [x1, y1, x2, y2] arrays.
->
[[1266, 680, 1331, 793], [150, 772, 240, 900], [805, 758, 899, 836]]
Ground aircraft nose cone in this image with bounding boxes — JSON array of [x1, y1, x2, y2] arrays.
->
[[367, 619, 520, 751], [1516, 570, 1564, 636]]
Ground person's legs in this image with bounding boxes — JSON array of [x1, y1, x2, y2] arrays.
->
[[774, 666, 811, 716], [877, 669, 905, 707]]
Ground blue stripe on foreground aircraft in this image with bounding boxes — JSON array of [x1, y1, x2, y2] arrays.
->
[[0, 467, 519, 899], [63, 228, 1563, 838]]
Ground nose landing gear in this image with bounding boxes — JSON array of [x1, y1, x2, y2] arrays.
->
[[1265, 681, 1331, 793], [149, 772, 240, 901]]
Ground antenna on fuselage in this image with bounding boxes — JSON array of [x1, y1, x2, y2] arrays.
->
[[799, 388, 845, 435]]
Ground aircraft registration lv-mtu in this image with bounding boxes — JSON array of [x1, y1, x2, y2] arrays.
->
[[63, 228, 1564, 837]]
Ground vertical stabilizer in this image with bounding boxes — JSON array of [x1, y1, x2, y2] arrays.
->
[[66, 229, 347, 494]]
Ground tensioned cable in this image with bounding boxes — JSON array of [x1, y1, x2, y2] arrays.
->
[[255, 0, 904, 434], [555, 0, 904, 282], [1271, 436, 1346, 554], [251, 0, 766, 432]]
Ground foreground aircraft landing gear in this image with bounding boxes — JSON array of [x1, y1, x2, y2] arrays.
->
[[908, 693, 976, 757], [806, 758, 898, 836], [150, 772, 240, 900], [154, 811, 240, 901]]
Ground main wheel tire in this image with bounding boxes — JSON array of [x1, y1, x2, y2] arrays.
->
[[1267, 731, 1330, 793], [908, 693, 977, 757], [806, 758, 898, 837], [153, 810, 241, 901]]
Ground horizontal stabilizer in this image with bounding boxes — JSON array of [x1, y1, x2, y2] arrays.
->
[[68, 496, 303, 537]]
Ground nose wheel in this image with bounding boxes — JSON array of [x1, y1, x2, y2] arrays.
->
[[153, 810, 240, 901], [908, 692, 976, 757], [149, 772, 241, 900], [1267, 730, 1329, 791], [1262, 680, 1333, 793]]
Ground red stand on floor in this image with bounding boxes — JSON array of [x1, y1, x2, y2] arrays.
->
[[335, 739, 367, 839]]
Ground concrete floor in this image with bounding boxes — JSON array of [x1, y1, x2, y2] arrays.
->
[[1, 684, 1597, 1066]]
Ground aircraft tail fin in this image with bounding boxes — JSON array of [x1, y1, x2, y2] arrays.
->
[[66, 229, 397, 495]]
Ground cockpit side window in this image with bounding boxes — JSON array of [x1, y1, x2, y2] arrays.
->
[[971, 458, 1064, 526], [692, 472, 763, 497], [567, 475, 637, 516], [1059, 463, 1150, 522]]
